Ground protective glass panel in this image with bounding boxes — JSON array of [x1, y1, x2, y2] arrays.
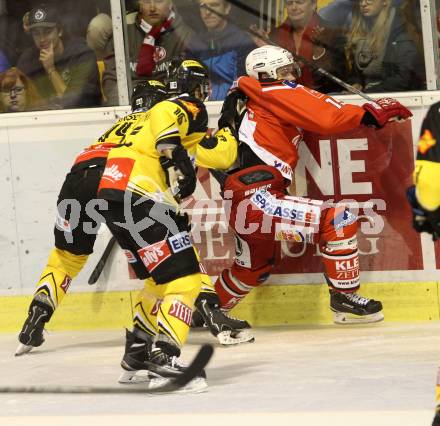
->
[[121, 0, 429, 101], [122, 0, 260, 100], [0, 0, 116, 112], [316, 0, 426, 93]]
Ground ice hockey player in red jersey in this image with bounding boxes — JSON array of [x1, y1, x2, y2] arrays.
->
[[194, 45, 412, 338]]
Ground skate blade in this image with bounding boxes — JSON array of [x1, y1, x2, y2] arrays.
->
[[217, 329, 255, 346], [333, 311, 384, 324], [15, 343, 34, 356], [118, 369, 150, 384], [148, 376, 208, 394]]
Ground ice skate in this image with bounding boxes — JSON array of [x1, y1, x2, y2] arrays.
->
[[119, 329, 152, 384], [330, 289, 384, 324], [119, 329, 207, 392], [15, 295, 54, 356], [190, 309, 207, 329], [147, 345, 207, 393], [196, 293, 254, 345]]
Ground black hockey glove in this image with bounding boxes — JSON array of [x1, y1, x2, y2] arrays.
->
[[175, 212, 191, 232], [407, 186, 440, 241], [218, 89, 247, 131], [160, 146, 197, 201]]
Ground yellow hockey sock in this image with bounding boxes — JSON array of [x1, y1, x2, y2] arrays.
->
[[132, 278, 161, 337], [155, 273, 202, 348], [35, 248, 88, 309]]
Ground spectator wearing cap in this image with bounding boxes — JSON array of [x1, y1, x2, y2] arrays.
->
[[186, 0, 255, 101], [17, 3, 101, 109], [126, 0, 193, 84]]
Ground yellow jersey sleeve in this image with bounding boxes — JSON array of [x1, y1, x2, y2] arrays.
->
[[414, 102, 440, 211], [195, 127, 238, 170], [149, 101, 189, 151]]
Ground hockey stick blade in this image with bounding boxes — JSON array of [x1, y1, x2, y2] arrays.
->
[[0, 344, 214, 394], [88, 236, 117, 285]]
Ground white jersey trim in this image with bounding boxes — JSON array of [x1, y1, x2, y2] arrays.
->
[[261, 86, 294, 92], [238, 112, 293, 180]]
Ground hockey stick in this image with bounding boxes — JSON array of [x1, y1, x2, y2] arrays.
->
[[195, 0, 376, 102], [0, 344, 214, 394], [88, 236, 117, 285]]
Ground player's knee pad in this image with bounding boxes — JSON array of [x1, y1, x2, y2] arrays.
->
[[320, 206, 358, 243], [232, 262, 272, 286], [160, 273, 202, 301], [132, 285, 160, 337], [47, 248, 89, 279], [142, 276, 161, 295], [215, 263, 271, 309], [320, 207, 360, 291]]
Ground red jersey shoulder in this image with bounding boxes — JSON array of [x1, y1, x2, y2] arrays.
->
[[238, 76, 261, 93]]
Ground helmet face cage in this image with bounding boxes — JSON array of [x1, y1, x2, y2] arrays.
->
[[245, 45, 296, 80], [131, 80, 168, 111]]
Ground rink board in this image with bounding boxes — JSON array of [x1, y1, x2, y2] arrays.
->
[[0, 412, 434, 426], [1, 281, 439, 333]]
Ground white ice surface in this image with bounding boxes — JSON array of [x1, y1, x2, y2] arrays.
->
[[0, 323, 439, 426]]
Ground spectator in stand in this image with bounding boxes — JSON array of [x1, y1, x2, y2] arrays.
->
[[265, 0, 347, 93], [345, 0, 425, 92], [87, 12, 118, 105], [186, 0, 255, 101], [126, 0, 192, 84], [0, 67, 45, 112], [17, 4, 101, 109], [21, 0, 107, 40]]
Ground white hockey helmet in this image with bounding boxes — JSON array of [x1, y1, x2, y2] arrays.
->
[[245, 45, 295, 80]]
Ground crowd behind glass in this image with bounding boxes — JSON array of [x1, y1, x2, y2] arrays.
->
[[0, 0, 437, 113]]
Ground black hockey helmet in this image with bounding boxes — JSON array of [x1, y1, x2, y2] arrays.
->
[[131, 79, 168, 112], [165, 58, 210, 100]]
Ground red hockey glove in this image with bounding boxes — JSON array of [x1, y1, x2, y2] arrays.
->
[[361, 98, 412, 128]]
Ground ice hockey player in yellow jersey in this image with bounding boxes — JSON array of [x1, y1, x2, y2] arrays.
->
[[408, 101, 440, 238], [97, 59, 238, 390], [15, 80, 169, 357]]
